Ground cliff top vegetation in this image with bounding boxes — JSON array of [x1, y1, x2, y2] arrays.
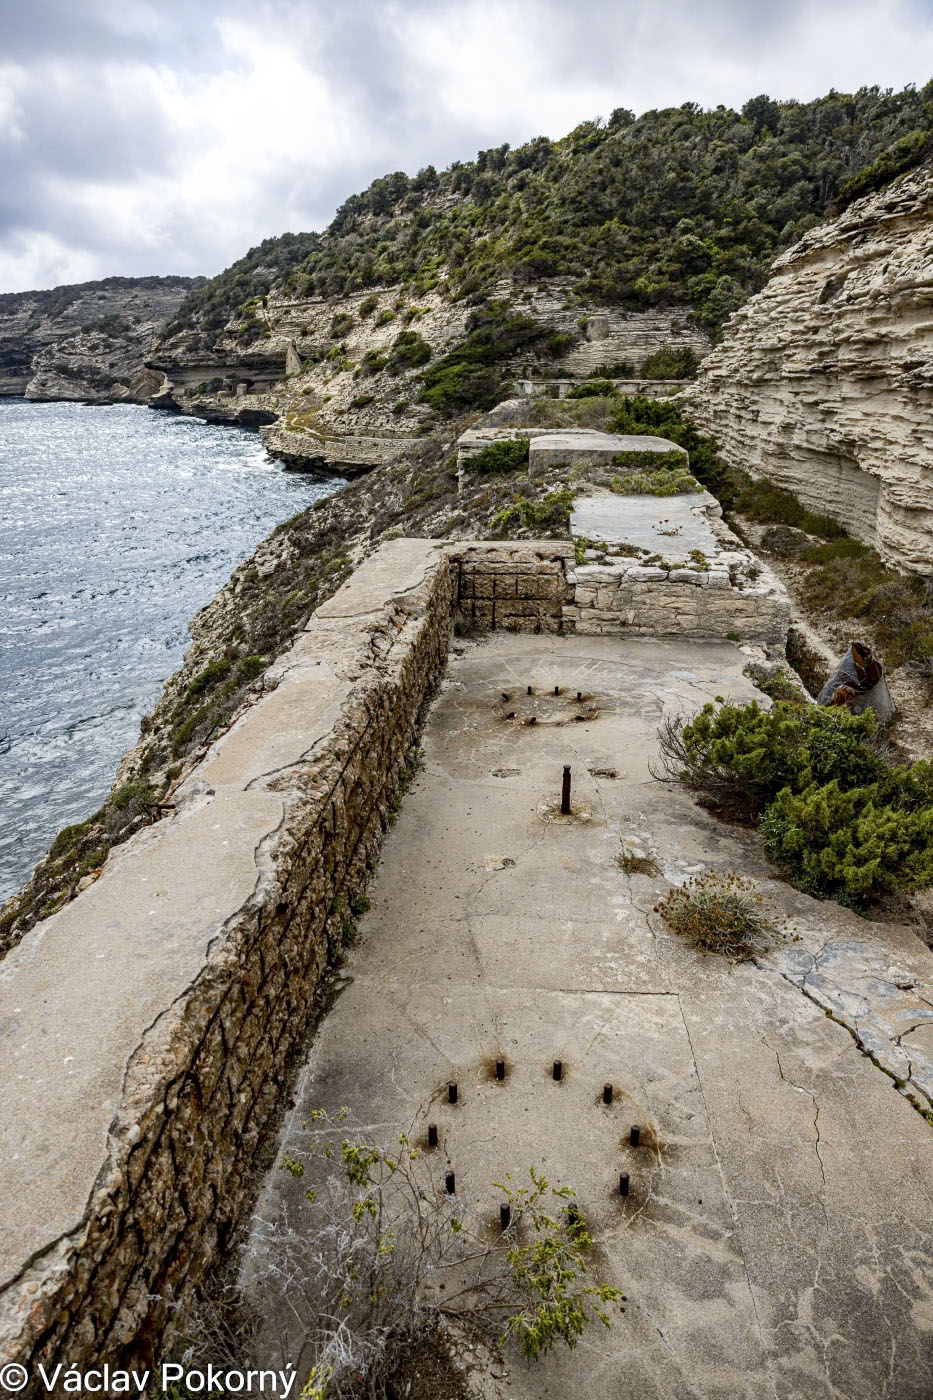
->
[[0, 275, 207, 322], [166, 83, 933, 342]]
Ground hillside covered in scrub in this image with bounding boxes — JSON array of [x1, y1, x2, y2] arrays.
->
[[165, 83, 933, 342]]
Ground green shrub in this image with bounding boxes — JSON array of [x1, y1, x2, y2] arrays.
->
[[466, 438, 530, 473], [761, 779, 933, 904], [589, 361, 634, 379], [734, 476, 845, 539], [567, 379, 617, 399], [607, 396, 735, 506], [358, 294, 379, 317], [420, 301, 556, 415], [234, 654, 266, 685], [655, 700, 886, 814], [388, 330, 432, 372], [655, 871, 780, 960], [639, 346, 698, 379], [614, 460, 700, 496], [349, 393, 375, 409], [658, 698, 933, 904], [184, 658, 232, 703], [329, 311, 354, 338], [492, 488, 576, 537]]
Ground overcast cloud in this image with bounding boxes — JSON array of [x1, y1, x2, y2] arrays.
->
[[1, 0, 932, 292]]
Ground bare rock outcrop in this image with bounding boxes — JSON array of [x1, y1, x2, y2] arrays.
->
[[0, 277, 203, 403], [685, 161, 933, 573]]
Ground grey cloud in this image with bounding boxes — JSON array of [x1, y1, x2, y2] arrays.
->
[[0, 0, 930, 290]]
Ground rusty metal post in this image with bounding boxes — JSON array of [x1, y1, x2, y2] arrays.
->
[[561, 765, 571, 815], [428, 1124, 438, 1148], [445, 1171, 456, 1194], [553, 1059, 563, 1081], [603, 1083, 613, 1105], [495, 1057, 505, 1081], [629, 1124, 640, 1146], [619, 1172, 630, 1197], [500, 1203, 511, 1229], [448, 1081, 458, 1104]]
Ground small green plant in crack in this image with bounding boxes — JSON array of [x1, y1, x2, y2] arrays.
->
[[617, 847, 660, 877], [655, 870, 781, 962]]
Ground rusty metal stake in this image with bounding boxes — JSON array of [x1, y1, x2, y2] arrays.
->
[[445, 1171, 456, 1195], [554, 684, 560, 696], [629, 1124, 640, 1147], [448, 1081, 458, 1104], [553, 1059, 563, 1081], [428, 1124, 438, 1148], [495, 1057, 505, 1081], [500, 1203, 511, 1230], [619, 1172, 630, 1197], [527, 685, 533, 695], [603, 1083, 613, 1105], [576, 691, 582, 702], [561, 765, 571, 815]]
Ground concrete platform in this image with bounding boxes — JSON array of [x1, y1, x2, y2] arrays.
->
[[571, 491, 719, 557], [246, 634, 933, 1399]]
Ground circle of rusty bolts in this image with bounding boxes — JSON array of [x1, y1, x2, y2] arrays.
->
[[619, 1172, 630, 1197], [553, 1059, 563, 1081], [629, 1124, 641, 1146], [428, 1124, 438, 1148], [495, 1057, 505, 1081], [561, 765, 572, 815], [500, 1203, 511, 1230], [448, 1081, 458, 1104], [445, 1171, 456, 1195], [603, 1083, 614, 1105]]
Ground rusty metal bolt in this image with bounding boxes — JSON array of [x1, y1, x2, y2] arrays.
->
[[500, 1203, 511, 1229], [619, 1172, 630, 1197], [445, 1171, 456, 1195], [553, 1059, 563, 1081], [603, 1083, 613, 1105], [448, 1081, 458, 1104], [495, 1057, 505, 1081], [629, 1125, 640, 1147], [428, 1124, 438, 1148]]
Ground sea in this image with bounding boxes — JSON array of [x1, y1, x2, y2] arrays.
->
[[0, 399, 337, 904]]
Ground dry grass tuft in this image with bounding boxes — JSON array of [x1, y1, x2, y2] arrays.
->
[[655, 871, 780, 962]]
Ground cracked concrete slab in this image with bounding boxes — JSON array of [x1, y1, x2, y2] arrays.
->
[[246, 634, 933, 1399]]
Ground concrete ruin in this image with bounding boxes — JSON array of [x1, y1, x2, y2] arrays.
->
[[0, 518, 930, 1398]]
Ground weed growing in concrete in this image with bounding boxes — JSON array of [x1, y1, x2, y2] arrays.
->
[[617, 847, 660, 876], [219, 1111, 626, 1397], [655, 871, 779, 961]]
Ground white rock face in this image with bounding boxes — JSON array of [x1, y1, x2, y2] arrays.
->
[[685, 161, 933, 574]]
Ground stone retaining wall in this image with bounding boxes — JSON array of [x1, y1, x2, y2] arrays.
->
[[0, 541, 453, 1386]]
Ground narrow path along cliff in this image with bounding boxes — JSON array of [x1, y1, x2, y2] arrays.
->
[[247, 632, 933, 1400]]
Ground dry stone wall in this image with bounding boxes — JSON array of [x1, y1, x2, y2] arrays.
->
[[0, 541, 453, 1387]]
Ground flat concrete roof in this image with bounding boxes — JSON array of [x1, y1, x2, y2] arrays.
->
[[571, 491, 720, 556], [247, 633, 933, 1399]]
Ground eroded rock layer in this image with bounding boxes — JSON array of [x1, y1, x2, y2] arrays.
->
[[685, 162, 933, 573]]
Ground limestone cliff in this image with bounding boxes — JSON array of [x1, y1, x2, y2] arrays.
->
[[149, 278, 708, 474], [685, 161, 933, 574], [0, 276, 204, 403]]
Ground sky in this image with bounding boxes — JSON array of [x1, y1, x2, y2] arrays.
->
[[1, 0, 932, 293]]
